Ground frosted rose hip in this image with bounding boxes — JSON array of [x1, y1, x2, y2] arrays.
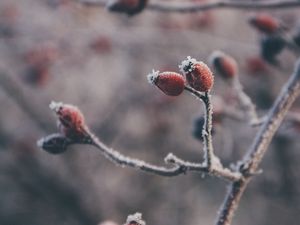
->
[[179, 56, 214, 92], [147, 70, 185, 96], [210, 51, 238, 80]]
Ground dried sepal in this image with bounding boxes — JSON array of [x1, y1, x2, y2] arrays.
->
[[37, 133, 70, 154], [179, 56, 214, 92], [147, 70, 185, 96]]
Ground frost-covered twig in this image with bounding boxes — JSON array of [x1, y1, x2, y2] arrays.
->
[[37, 101, 241, 181], [184, 86, 221, 171], [90, 133, 241, 181], [78, 0, 300, 13], [215, 58, 300, 225]]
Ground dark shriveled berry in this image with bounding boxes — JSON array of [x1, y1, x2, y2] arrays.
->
[[106, 0, 148, 16], [260, 35, 286, 65], [37, 133, 70, 154]]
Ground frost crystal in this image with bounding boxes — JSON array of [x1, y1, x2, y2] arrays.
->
[[49, 101, 63, 112], [164, 153, 175, 163], [36, 137, 45, 148], [179, 56, 197, 74], [126, 212, 145, 225], [147, 70, 159, 84]]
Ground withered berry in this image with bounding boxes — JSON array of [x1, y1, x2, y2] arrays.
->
[[37, 133, 70, 154], [106, 0, 148, 16]]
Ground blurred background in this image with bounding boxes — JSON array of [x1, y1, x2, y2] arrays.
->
[[0, 0, 300, 225]]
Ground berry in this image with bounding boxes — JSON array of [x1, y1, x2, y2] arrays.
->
[[209, 51, 238, 80], [49, 101, 88, 140], [106, 0, 148, 16], [147, 70, 185, 96], [37, 133, 70, 154], [179, 56, 214, 92], [292, 29, 300, 47], [249, 14, 280, 34], [260, 35, 286, 65], [246, 56, 268, 74]]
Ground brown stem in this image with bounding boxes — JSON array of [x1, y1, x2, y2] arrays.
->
[[78, 0, 300, 13], [215, 58, 300, 225]]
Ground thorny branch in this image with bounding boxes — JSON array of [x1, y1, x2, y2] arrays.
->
[[78, 0, 300, 13], [215, 58, 300, 225]]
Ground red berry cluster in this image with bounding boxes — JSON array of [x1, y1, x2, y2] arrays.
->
[[148, 56, 214, 96]]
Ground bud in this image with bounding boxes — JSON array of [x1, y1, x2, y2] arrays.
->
[[249, 14, 279, 34], [179, 56, 214, 92], [209, 51, 238, 80], [260, 35, 286, 65], [106, 0, 148, 16], [37, 133, 70, 154], [147, 70, 185, 96], [49, 101, 88, 140]]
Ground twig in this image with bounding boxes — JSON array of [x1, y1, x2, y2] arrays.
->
[[86, 130, 242, 181], [231, 78, 259, 125], [78, 0, 300, 13], [215, 58, 300, 225]]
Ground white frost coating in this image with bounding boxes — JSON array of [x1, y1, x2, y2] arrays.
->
[[147, 70, 159, 84], [179, 56, 197, 74], [36, 138, 45, 148], [164, 153, 175, 163], [126, 212, 145, 225], [49, 101, 63, 112]]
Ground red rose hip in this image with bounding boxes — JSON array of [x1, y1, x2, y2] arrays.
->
[[179, 56, 214, 92], [209, 51, 238, 80], [249, 14, 279, 34], [147, 70, 185, 96]]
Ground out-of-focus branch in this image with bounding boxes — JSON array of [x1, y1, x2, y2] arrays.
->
[[0, 71, 54, 132], [78, 0, 300, 13], [231, 78, 259, 125], [215, 58, 300, 225]]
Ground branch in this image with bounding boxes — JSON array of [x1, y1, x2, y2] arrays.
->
[[78, 0, 300, 13], [37, 100, 242, 181], [231, 78, 259, 125], [88, 129, 242, 181], [215, 58, 300, 225]]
